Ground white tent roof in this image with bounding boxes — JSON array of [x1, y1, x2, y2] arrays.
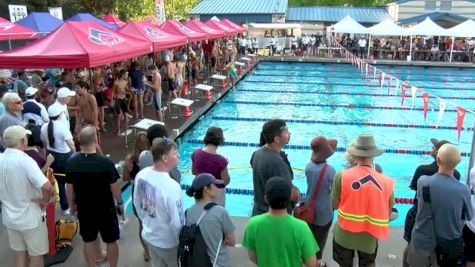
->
[[368, 18, 407, 36], [447, 19, 475, 37], [406, 17, 450, 36], [332, 15, 369, 34]]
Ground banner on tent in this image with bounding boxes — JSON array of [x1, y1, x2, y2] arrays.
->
[[8, 5, 27, 23], [48, 7, 63, 21]]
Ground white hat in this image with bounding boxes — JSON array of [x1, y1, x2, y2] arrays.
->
[[0, 69, 12, 78], [164, 55, 171, 62], [47, 103, 64, 117], [25, 87, 38, 97], [3, 125, 31, 147], [57, 87, 76, 98]]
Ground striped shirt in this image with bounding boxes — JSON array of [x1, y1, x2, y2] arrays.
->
[[0, 148, 48, 230]]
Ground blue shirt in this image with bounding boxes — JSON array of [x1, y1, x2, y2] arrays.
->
[[0, 103, 5, 117], [412, 173, 473, 250], [304, 161, 335, 226]]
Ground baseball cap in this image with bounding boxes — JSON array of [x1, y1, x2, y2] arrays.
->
[[25, 87, 38, 97], [191, 173, 224, 191], [47, 103, 64, 117], [264, 176, 291, 209], [3, 125, 31, 147], [430, 138, 451, 150], [57, 87, 76, 98]]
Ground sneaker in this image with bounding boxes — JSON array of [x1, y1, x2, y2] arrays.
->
[[62, 209, 70, 215]]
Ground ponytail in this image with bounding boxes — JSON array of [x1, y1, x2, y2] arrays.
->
[[47, 115, 60, 148]]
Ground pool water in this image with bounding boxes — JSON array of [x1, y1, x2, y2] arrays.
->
[[125, 62, 475, 226]]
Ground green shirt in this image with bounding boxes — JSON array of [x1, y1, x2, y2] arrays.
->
[[242, 214, 318, 267], [331, 171, 395, 254]]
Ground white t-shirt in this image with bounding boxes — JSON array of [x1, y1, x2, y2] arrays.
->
[[0, 148, 48, 230], [133, 167, 184, 248], [358, 39, 367, 48], [41, 119, 73, 153]]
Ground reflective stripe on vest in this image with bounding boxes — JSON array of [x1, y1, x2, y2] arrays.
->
[[338, 166, 395, 239]]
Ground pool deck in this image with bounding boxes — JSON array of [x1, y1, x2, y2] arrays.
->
[[0, 215, 405, 267]]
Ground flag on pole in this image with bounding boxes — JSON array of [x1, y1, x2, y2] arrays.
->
[[422, 93, 429, 120], [411, 86, 418, 109], [456, 107, 466, 140], [436, 99, 446, 128]]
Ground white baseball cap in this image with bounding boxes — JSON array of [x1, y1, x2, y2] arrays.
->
[[47, 103, 64, 117], [3, 125, 31, 147], [57, 87, 76, 98], [25, 87, 38, 97]]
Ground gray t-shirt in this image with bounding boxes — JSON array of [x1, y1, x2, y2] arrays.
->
[[412, 173, 473, 250], [0, 111, 26, 148], [186, 201, 235, 267], [304, 161, 336, 226], [138, 150, 181, 183], [250, 146, 293, 216]]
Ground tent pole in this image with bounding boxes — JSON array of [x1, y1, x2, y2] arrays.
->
[[449, 36, 455, 62], [367, 34, 371, 60], [409, 35, 413, 61], [187, 44, 192, 99]]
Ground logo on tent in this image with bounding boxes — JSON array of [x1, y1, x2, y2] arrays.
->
[[145, 26, 167, 39], [201, 25, 215, 32], [177, 24, 193, 34], [88, 28, 124, 46], [0, 22, 14, 31]]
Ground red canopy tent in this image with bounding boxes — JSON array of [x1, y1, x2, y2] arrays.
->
[[184, 20, 226, 39], [118, 21, 187, 51], [220, 19, 246, 34], [103, 13, 126, 28], [0, 21, 153, 68], [159, 20, 208, 42], [0, 17, 38, 41], [205, 20, 238, 36]]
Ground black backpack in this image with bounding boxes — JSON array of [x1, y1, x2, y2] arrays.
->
[[178, 202, 218, 267]]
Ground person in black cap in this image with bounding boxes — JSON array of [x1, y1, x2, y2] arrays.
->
[[402, 138, 461, 267], [184, 173, 236, 266], [243, 176, 318, 267]]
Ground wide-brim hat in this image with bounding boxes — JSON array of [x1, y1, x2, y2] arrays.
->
[[430, 138, 451, 150], [347, 134, 384, 158], [310, 136, 337, 163]]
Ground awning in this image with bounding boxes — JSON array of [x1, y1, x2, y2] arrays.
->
[[447, 19, 475, 38], [67, 13, 118, 30], [103, 13, 126, 28], [249, 23, 302, 29], [332, 15, 369, 34], [0, 21, 152, 68], [205, 20, 237, 35], [118, 21, 187, 51], [220, 19, 246, 33], [159, 20, 208, 42], [406, 17, 450, 36], [367, 18, 408, 36], [0, 17, 39, 41]]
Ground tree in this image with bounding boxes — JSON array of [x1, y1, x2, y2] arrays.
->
[[165, 0, 199, 21]]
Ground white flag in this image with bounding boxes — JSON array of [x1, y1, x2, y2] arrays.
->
[[411, 86, 418, 109], [373, 67, 377, 82], [380, 72, 386, 89], [436, 99, 446, 128], [394, 79, 400, 96]]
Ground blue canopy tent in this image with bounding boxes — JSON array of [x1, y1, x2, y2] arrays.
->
[[16, 12, 63, 34], [66, 13, 118, 30]]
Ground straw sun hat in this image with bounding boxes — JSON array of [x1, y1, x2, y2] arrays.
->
[[346, 134, 384, 158]]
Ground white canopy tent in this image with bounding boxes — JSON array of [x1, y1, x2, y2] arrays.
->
[[249, 23, 302, 29], [447, 19, 475, 38], [405, 17, 451, 61], [332, 15, 369, 34], [366, 18, 409, 58]]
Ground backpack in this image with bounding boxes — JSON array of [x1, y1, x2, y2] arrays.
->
[[55, 218, 78, 248], [178, 202, 218, 267]]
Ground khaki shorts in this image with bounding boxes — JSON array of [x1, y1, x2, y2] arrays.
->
[[7, 221, 48, 256]]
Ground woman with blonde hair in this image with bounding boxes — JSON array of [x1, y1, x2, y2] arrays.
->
[[122, 131, 151, 261]]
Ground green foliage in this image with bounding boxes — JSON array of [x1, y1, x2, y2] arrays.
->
[[113, 0, 156, 21], [165, 0, 200, 20]]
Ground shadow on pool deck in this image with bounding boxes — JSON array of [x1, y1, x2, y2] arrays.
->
[[0, 215, 405, 267]]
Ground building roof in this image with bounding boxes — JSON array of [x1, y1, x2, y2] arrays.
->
[[388, 0, 475, 5], [399, 12, 470, 24], [286, 6, 390, 23], [189, 0, 287, 15]]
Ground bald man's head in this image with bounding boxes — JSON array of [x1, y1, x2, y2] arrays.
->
[[78, 125, 97, 147], [437, 143, 461, 170]]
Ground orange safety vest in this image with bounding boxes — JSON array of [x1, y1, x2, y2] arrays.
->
[[338, 166, 395, 239]]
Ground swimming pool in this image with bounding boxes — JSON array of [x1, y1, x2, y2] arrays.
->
[[126, 62, 475, 226]]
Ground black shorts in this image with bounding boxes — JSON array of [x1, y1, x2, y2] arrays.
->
[[404, 205, 417, 242], [463, 225, 475, 262], [95, 92, 105, 107], [211, 57, 217, 68], [333, 238, 377, 267], [114, 98, 128, 114], [167, 78, 177, 91], [78, 209, 120, 243]]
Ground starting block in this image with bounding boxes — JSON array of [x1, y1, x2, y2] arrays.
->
[[170, 98, 194, 118], [195, 84, 213, 100], [211, 74, 227, 89]]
